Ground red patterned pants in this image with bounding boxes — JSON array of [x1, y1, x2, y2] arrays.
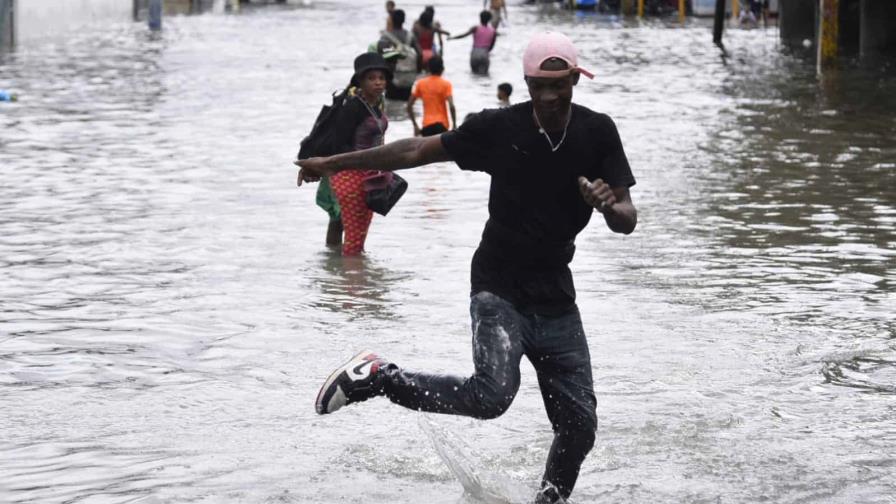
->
[[330, 170, 374, 255]]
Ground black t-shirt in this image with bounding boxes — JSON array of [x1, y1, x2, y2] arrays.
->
[[440, 101, 636, 315]]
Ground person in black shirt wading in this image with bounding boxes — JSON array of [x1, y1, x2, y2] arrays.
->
[[296, 31, 637, 504]]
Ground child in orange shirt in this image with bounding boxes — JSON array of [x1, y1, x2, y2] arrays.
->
[[406, 56, 456, 136]]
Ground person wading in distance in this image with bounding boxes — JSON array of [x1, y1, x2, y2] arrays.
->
[[384, 0, 395, 30], [378, 9, 423, 101], [296, 32, 637, 504], [321, 52, 392, 256], [484, 0, 508, 28], [407, 55, 456, 137], [449, 10, 498, 75]]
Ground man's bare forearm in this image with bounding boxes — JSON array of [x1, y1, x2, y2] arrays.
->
[[324, 137, 432, 173], [602, 202, 637, 234]]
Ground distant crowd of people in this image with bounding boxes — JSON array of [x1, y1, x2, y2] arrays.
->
[[313, 0, 512, 256], [738, 0, 771, 28]]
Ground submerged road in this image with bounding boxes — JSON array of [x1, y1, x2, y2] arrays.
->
[[0, 1, 894, 502]]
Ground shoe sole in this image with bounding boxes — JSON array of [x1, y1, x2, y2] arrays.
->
[[315, 349, 374, 415]]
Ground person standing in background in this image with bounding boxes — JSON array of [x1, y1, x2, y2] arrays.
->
[[483, 0, 507, 28], [497, 82, 512, 107], [450, 11, 497, 75], [407, 56, 456, 137], [385, 0, 395, 31], [426, 5, 450, 56], [378, 9, 423, 101], [324, 53, 393, 255], [413, 8, 450, 66]]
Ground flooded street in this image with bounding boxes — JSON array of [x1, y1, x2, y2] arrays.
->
[[1, 1, 894, 502]]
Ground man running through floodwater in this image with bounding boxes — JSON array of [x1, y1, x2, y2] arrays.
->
[[296, 32, 637, 504]]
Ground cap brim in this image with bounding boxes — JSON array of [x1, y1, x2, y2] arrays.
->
[[575, 67, 594, 79], [525, 55, 594, 80], [525, 67, 594, 80]]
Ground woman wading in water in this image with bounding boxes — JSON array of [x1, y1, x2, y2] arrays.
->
[[322, 53, 392, 255]]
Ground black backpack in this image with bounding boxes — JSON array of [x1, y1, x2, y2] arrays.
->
[[298, 86, 352, 160]]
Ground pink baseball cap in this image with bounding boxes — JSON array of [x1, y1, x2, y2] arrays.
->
[[523, 32, 594, 80]]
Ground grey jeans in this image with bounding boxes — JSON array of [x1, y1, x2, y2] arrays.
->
[[381, 291, 598, 499], [470, 47, 491, 74]]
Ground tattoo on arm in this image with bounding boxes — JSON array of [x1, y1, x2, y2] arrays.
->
[[330, 137, 449, 172]]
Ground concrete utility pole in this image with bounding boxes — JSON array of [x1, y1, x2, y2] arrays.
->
[[149, 0, 162, 30], [0, 0, 13, 48], [713, 0, 726, 48], [818, 0, 839, 75]]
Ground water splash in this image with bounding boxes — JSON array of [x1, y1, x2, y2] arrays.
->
[[419, 416, 532, 504]]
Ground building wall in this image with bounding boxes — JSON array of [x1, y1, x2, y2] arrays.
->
[[860, 0, 896, 58], [15, 0, 133, 44], [0, 0, 13, 48], [779, 0, 817, 46]]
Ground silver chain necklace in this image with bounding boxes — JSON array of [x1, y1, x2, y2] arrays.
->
[[533, 106, 572, 153], [359, 95, 385, 136]]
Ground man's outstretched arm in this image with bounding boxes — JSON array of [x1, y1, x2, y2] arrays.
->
[[295, 136, 451, 186]]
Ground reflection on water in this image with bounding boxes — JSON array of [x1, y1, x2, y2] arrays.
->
[[689, 60, 895, 343], [1, 1, 895, 503], [305, 250, 409, 320]]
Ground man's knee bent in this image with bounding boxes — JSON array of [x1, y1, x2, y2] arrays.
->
[[470, 388, 516, 419], [466, 373, 519, 419]]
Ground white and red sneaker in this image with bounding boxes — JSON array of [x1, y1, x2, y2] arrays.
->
[[315, 350, 386, 415]]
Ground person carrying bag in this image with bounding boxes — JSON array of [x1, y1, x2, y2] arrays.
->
[[363, 170, 407, 216], [298, 52, 408, 255]]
